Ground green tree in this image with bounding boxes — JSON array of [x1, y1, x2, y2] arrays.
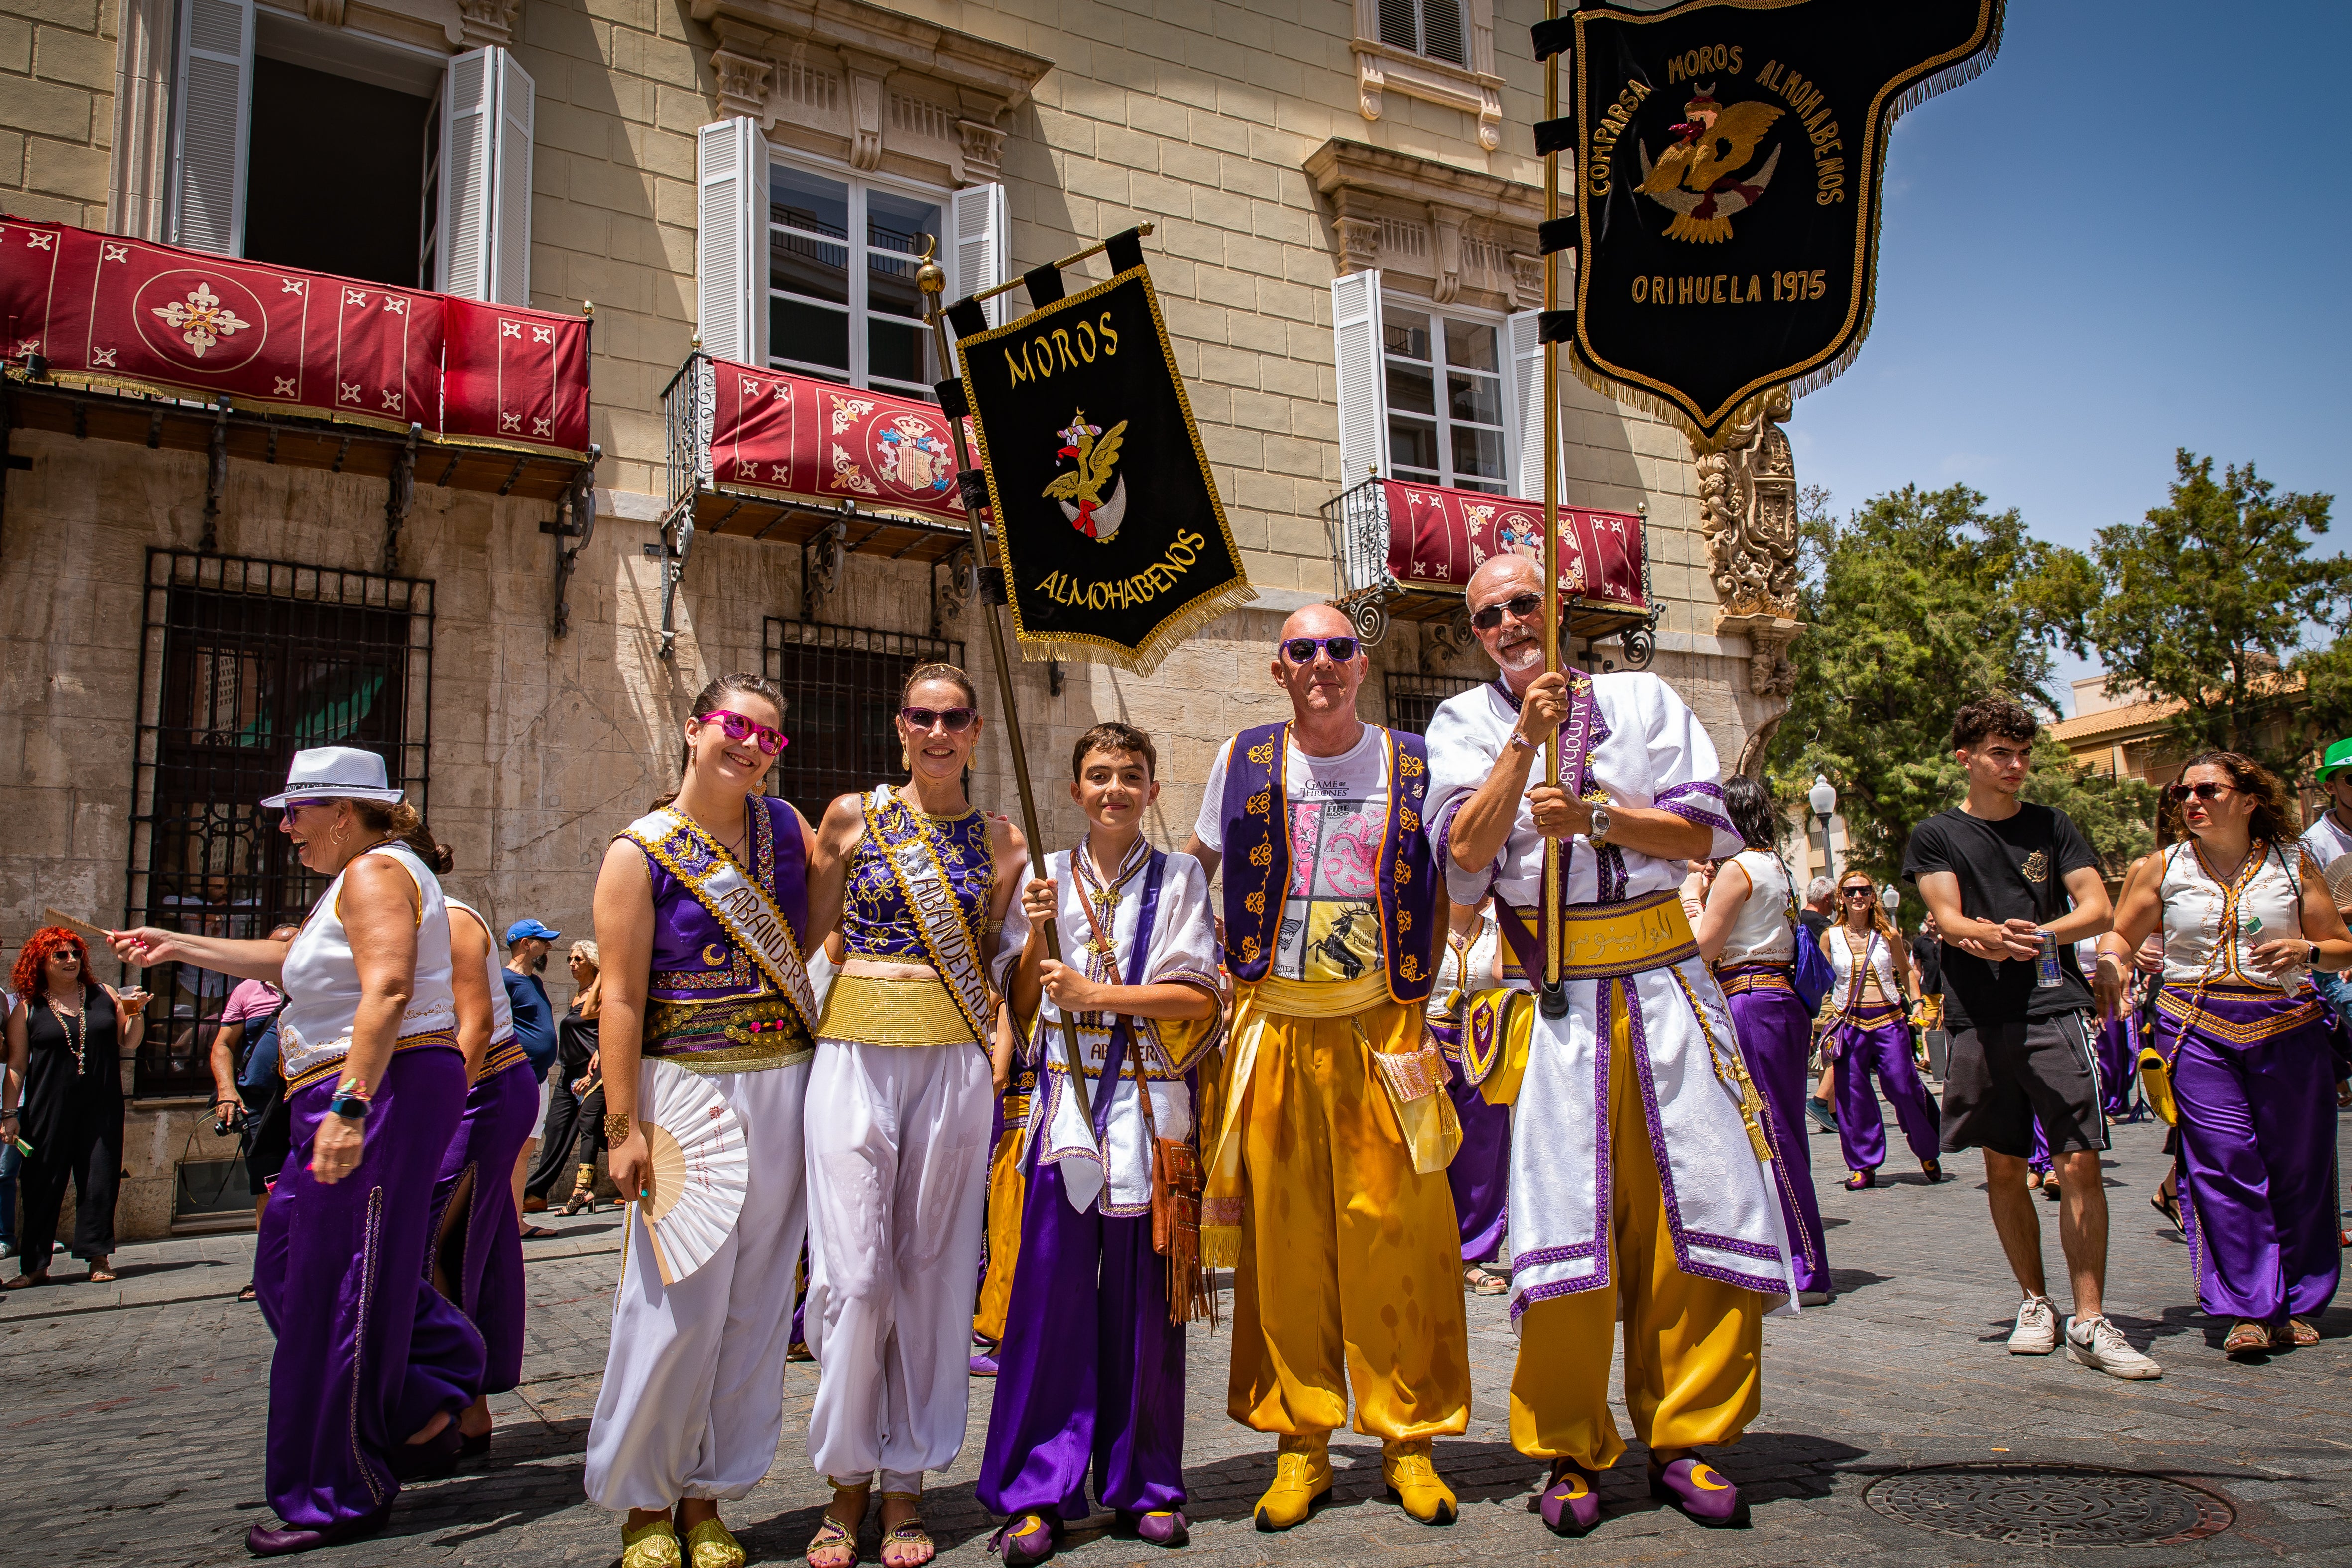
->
[[1766, 483, 2151, 903], [2064, 450, 2352, 775]]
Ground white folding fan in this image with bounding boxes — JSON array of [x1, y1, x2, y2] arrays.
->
[[637, 1068, 749, 1286]]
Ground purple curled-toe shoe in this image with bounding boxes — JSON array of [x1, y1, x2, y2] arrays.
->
[[1648, 1456, 1746, 1527], [244, 1502, 393, 1557], [1116, 1509, 1190, 1547], [1536, 1460, 1602, 1536], [991, 1512, 1056, 1566]]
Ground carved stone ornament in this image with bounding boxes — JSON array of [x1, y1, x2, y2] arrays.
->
[[456, 0, 516, 47], [1697, 386, 1799, 620], [1306, 140, 1544, 314], [714, 48, 775, 119]]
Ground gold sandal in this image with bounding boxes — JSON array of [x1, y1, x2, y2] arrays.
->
[[2223, 1319, 2272, 1357], [804, 1515, 858, 1568], [877, 1492, 933, 1568]]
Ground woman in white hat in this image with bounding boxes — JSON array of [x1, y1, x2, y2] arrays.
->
[[110, 745, 486, 1556]]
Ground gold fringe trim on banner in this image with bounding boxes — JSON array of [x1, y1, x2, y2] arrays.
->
[[1568, 0, 2004, 453]]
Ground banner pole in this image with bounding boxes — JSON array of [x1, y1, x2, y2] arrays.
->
[[1538, 0, 1567, 1020], [917, 242, 1094, 1127]]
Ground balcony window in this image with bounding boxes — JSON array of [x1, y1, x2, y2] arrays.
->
[[1384, 304, 1506, 494], [769, 161, 946, 403]]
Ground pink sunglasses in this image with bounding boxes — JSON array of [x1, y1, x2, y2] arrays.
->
[[695, 709, 788, 755]]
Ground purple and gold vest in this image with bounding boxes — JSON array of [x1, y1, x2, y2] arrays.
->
[[1217, 721, 1437, 1004], [636, 794, 815, 1066]]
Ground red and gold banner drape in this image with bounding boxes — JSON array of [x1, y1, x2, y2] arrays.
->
[[706, 357, 970, 524], [0, 217, 590, 458], [1380, 479, 1646, 610]]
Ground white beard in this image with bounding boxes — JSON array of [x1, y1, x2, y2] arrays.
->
[[1497, 637, 1541, 672]]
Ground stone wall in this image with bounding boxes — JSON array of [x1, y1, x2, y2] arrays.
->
[[0, 0, 114, 225]]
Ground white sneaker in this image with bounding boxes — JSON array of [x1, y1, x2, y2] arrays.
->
[[2065, 1315, 2163, 1380], [2007, 1295, 2059, 1354]]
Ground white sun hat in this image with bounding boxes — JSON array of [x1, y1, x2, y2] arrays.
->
[[258, 746, 405, 810]]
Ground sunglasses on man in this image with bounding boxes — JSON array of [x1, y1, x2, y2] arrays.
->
[[1278, 636, 1361, 665], [900, 705, 980, 733], [2164, 780, 2231, 803], [1470, 591, 1546, 632], [695, 709, 790, 755]]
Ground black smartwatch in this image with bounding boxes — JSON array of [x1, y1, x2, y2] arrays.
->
[[326, 1093, 371, 1122]]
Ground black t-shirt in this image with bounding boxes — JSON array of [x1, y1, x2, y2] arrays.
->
[[1797, 909, 1829, 942], [1900, 803, 2099, 1030], [1911, 933, 1943, 998]]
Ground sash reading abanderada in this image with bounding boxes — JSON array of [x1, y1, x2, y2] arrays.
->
[[621, 807, 822, 1037], [864, 785, 993, 1044]]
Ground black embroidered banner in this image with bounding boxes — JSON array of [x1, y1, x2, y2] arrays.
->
[[952, 240, 1254, 674], [1562, 0, 2002, 450]]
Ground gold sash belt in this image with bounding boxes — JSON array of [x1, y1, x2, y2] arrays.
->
[[1500, 890, 1699, 981], [285, 1027, 461, 1094], [818, 973, 979, 1047]]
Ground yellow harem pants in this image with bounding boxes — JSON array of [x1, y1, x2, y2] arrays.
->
[[971, 1124, 1024, 1345], [1222, 983, 1471, 1441], [1508, 986, 1763, 1470]]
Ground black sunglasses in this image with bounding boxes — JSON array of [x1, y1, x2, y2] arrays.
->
[[1279, 636, 1360, 665], [2165, 780, 2229, 803], [900, 705, 979, 732], [1470, 591, 1545, 632], [1840, 887, 1876, 899]]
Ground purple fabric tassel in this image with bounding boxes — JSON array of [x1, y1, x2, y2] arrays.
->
[[254, 1044, 484, 1530], [429, 1057, 539, 1394], [975, 1153, 1186, 1521]]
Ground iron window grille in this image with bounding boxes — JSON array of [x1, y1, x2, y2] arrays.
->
[[762, 618, 963, 821], [1385, 671, 1487, 736], [126, 551, 435, 1098]]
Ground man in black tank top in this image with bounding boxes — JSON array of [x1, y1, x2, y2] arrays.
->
[[1902, 697, 2158, 1381]]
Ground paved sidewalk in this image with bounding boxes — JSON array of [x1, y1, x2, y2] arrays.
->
[[3, 1115, 2348, 1568]]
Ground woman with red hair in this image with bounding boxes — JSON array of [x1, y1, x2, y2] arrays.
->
[[1, 927, 148, 1286]]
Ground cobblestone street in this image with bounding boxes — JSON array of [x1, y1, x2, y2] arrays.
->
[[6, 1114, 2349, 1568]]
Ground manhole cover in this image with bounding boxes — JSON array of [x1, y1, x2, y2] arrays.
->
[[1863, 1463, 2234, 1548]]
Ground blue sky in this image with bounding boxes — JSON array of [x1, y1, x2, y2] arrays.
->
[[1786, 0, 2352, 714]]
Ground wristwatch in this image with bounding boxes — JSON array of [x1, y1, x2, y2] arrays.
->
[[2308, 941, 2322, 967], [1587, 804, 1613, 845]]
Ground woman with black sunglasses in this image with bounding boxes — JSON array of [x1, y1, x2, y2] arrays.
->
[[2095, 752, 2351, 1359], [1817, 874, 1943, 1191], [583, 672, 824, 1568], [800, 662, 1028, 1568]]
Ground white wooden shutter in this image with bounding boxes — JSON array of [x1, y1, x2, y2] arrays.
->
[[1331, 268, 1387, 486], [491, 51, 534, 305], [1507, 308, 1549, 500], [167, 0, 252, 255], [950, 182, 1009, 334], [696, 118, 764, 364], [438, 49, 491, 296]]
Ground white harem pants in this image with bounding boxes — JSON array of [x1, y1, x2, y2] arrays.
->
[[803, 1039, 993, 1490], [583, 1057, 811, 1510]]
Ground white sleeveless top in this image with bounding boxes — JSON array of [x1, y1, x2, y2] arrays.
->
[[445, 898, 515, 1045], [279, 842, 458, 1083], [2157, 840, 2313, 992], [1427, 913, 1509, 1019], [1825, 925, 1900, 1005], [1716, 849, 1796, 966]]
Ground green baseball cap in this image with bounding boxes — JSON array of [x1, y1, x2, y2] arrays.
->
[[2319, 737, 2352, 782]]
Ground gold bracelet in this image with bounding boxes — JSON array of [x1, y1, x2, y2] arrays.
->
[[604, 1112, 633, 1144]]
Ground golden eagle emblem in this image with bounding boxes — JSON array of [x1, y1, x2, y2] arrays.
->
[[1637, 85, 1784, 244], [1043, 409, 1130, 542]]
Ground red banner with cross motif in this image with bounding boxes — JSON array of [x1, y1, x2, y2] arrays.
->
[[1379, 479, 1646, 610], [706, 357, 968, 524], [0, 215, 590, 459]]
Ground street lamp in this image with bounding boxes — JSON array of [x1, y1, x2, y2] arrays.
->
[[1808, 775, 1838, 883]]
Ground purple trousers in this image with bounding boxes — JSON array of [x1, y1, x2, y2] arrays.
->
[[430, 1056, 539, 1395], [2160, 991, 2343, 1322], [975, 1152, 1185, 1521], [255, 1043, 485, 1531], [1832, 1005, 1941, 1173], [1432, 1020, 1510, 1265], [1723, 971, 1832, 1296], [2098, 1011, 2137, 1120]]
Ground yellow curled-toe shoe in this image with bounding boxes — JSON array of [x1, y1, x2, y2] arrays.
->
[[620, 1519, 683, 1568], [1382, 1438, 1457, 1525], [684, 1518, 746, 1568], [1253, 1432, 1333, 1532]]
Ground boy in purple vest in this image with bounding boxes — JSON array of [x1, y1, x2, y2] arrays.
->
[[1183, 604, 1471, 1532]]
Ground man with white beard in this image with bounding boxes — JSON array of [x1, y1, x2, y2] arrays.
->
[[1423, 553, 1794, 1537]]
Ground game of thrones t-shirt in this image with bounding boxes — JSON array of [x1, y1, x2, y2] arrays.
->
[[1900, 802, 2099, 1031], [1195, 725, 1388, 985]]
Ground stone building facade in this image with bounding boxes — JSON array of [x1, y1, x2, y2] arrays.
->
[[0, 0, 1800, 1236]]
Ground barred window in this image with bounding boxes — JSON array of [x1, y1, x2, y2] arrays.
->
[[762, 619, 963, 820], [128, 551, 434, 1097], [1384, 671, 1485, 736]]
